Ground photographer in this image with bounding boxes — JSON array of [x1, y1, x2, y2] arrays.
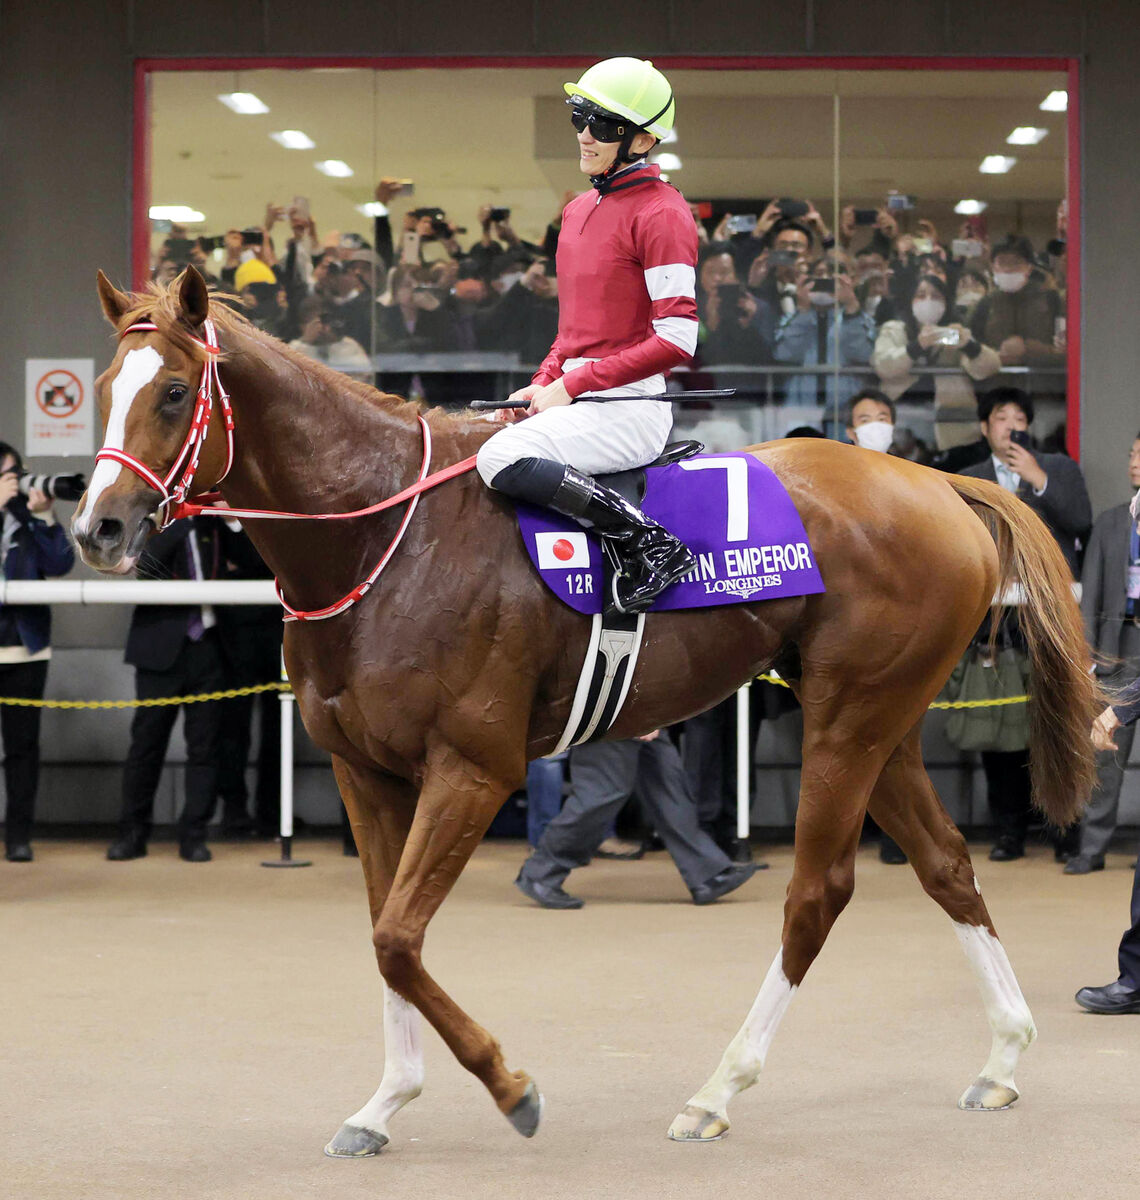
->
[[721, 199, 832, 282], [477, 257, 560, 364], [288, 296, 372, 381], [373, 264, 457, 402], [0, 443, 76, 863], [871, 273, 1001, 452], [313, 256, 372, 351], [970, 234, 1065, 369], [696, 242, 773, 365], [773, 253, 875, 408]]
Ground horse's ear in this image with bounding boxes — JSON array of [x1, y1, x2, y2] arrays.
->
[[176, 266, 210, 329], [96, 270, 132, 326]]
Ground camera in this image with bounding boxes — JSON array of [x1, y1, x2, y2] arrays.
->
[[164, 237, 195, 263], [886, 193, 916, 212], [777, 198, 809, 219], [769, 249, 801, 268], [725, 214, 758, 235], [951, 238, 984, 259], [197, 235, 225, 254], [489, 207, 511, 223], [241, 228, 264, 247], [1009, 429, 1032, 449], [716, 283, 745, 306], [810, 277, 836, 294], [18, 472, 87, 503], [852, 208, 878, 227]]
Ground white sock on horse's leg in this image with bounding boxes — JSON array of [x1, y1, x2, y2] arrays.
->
[[325, 984, 424, 1156], [668, 949, 797, 1141], [953, 920, 1036, 1110]]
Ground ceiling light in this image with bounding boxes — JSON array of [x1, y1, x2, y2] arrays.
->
[[217, 92, 269, 115], [356, 202, 386, 217], [315, 159, 353, 178], [653, 153, 682, 171], [979, 155, 1017, 174], [661, 128, 678, 145], [149, 205, 205, 222], [1039, 90, 1068, 112], [954, 200, 988, 216], [1007, 127, 1048, 145], [270, 129, 316, 149]]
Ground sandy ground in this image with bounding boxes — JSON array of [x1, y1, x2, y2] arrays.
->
[[2, 838, 1136, 1200]]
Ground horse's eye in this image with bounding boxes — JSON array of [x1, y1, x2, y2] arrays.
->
[[164, 384, 188, 405]]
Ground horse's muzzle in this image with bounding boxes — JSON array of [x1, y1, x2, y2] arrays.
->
[[72, 502, 155, 574]]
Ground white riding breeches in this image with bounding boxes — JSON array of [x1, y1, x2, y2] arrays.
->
[[475, 399, 674, 487]]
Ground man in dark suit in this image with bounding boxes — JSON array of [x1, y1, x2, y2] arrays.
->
[[959, 386, 1092, 862], [1067, 435, 1140, 874], [1076, 671, 1140, 1012], [106, 516, 231, 863]]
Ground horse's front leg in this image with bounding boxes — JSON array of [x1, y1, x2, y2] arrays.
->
[[324, 757, 424, 1159], [369, 744, 541, 1137]]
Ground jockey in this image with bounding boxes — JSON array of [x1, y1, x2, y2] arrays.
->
[[476, 57, 699, 614]]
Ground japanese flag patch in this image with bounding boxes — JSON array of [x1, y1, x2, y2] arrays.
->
[[535, 530, 590, 570]]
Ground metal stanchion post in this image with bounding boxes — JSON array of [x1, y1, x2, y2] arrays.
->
[[262, 653, 311, 869], [731, 683, 753, 864]]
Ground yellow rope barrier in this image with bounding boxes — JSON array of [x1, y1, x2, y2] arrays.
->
[[754, 672, 1027, 710], [0, 681, 291, 710], [0, 676, 1025, 712]]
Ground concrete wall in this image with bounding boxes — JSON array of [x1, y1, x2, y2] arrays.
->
[[5, 0, 1140, 829]]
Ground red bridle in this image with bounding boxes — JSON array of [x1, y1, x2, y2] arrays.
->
[[99, 319, 235, 529], [100, 317, 477, 622]]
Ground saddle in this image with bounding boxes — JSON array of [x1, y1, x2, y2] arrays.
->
[[596, 440, 704, 504]]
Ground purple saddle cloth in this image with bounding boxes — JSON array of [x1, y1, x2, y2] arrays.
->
[[516, 452, 825, 615]]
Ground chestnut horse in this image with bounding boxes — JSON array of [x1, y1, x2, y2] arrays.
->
[[75, 268, 1096, 1154]]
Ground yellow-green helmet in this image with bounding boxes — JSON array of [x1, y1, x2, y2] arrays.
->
[[564, 58, 675, 140]]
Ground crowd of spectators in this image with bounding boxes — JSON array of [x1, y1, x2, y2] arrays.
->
[[152, 184, 1069, 451]]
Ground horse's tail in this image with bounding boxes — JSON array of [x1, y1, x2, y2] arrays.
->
[[949, 473, 1100, 828]]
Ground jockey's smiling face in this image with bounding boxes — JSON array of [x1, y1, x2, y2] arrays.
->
[[575, 122, 656, 176]]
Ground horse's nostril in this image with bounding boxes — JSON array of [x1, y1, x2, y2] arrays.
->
[[93, 517, 124, 546]]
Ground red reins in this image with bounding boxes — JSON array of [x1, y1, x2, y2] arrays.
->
[[110, 319, 478, 622]]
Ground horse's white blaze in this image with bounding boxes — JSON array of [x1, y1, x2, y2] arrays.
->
[[73, 346, 163, 535], [344, 985, 424, 1138], [953, 921, 1036, 1087], [686, 949, 797, 1116]]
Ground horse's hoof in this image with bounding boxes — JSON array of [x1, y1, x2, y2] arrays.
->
[[505, 1082, 544, 1138], [667, 1105, 730, 1142], [323, 1123, 390, 1157], [958, 1078, 1019, 1111]]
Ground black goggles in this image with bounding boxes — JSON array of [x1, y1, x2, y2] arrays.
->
[[567, 98, 631, 143]]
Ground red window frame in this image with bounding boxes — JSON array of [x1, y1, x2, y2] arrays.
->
[[133, 54, 1081, 456]]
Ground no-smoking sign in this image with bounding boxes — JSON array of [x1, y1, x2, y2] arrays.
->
[[25, 358, 94, 456]]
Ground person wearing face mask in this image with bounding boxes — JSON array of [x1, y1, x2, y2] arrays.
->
[[475, 58, 700, 616], [844, 389, 897, 453], [970, 235, 1064, 369], [872, 273, 1001, 455]]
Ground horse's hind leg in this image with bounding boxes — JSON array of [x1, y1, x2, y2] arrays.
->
[[669, 693, 892, 1142], [867, 724, 1036, 1111], [325, 758, 424, 1159]]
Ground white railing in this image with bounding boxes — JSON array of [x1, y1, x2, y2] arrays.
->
[[2, 577, 1081, 856]]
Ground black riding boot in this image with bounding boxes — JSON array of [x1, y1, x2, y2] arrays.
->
[[491, 458, 696, 614]]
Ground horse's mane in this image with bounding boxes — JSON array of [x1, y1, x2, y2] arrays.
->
[[116, 279, 438, 421]]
